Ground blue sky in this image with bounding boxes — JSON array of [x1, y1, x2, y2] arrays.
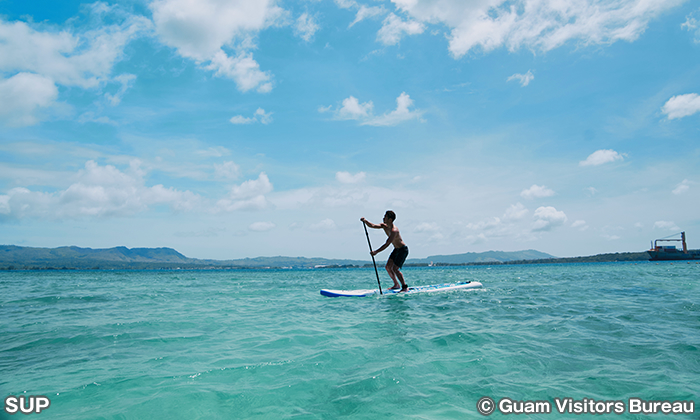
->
[[0, 0, 699, 260]]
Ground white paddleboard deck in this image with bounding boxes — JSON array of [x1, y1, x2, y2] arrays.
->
[[320, 281, 482, 297]]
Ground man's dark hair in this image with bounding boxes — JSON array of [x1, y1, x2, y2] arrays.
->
[[385, 210, 396, 221]]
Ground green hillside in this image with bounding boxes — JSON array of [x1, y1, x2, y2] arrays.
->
[[0, 245, 650, 270]]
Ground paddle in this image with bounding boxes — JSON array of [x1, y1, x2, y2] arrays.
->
[[362, 221, 383, 295]]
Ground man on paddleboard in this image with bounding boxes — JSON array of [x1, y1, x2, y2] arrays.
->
[[361, 210, 409, 292]]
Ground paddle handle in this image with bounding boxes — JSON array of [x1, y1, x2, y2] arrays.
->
[[362, 221, 383, 295]]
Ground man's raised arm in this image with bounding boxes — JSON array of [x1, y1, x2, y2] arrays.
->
[[360, 217, 384, 229]]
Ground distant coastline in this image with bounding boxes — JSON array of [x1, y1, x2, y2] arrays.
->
[[0, 245, 652, 271]]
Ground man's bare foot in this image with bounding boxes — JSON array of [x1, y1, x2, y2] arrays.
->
[[399, 284, 409, 292], [388, 285, 401, 290]]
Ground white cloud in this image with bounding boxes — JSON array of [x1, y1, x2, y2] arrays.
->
[[336, 171, 366, 184], [0, 14, 151, 89], [520, 184, 554, 199], [532, 206, 567, 232], [414, 222, 440, 233], [363, 92, 424, 126], [503, 202, 528, 221], [661, 93, 700, 120], [0, 73, 58, 127], [654, 220, 680, 231], [391, 0, 683, 58], [327, 93, 425, 125], [249, 221, 275, 231], [294, 13, 319, 41], [466, 217, 502, 231], [571, 220, 588, 231], [310, 218, 337, 231], [214, 161, 241, 179], [350, 6, 387, 28], [507, 70, 534, 87], [414, 222, 444, 242], [105, 74, 137, 106], [0, 12, 149, 126], [217, 172, 273, 211], [207, 51, 273, 93], [334, 0, 357, 10], [585, 187, 598, 196], [150, 0, 283, 93], [228, 172, 273, 199], [196, 146, 231, 158], [0, 160, 201, 219], [230, 115, 256, 125], [337, 96, 374, 120], [682, 10, 700, 43], [579, 149, 625, 167], [230, 108, 273, 125], [350, 92, 424, 126], [376, 13, 425, 46], [672, 179, 691, 195]]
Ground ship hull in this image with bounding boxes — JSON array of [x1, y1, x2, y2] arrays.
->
[[648, 249, 700, 261]]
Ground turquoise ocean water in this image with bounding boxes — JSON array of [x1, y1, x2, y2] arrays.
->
[[1, 263, 698, 419]]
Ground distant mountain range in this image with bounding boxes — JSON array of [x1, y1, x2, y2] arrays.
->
[[0, 245, 649, 270]]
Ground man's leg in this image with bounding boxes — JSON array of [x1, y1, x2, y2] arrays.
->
[[392, 265, 407, 290], [385, 259, 400, 289]]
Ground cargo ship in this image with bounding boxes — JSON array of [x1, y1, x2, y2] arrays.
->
[[647, 232, 700, 261]]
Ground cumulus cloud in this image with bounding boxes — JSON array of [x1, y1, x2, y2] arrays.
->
[[150, 0, 282, 93], [0, 73, 58, 127], [532, 206, 567, 232], [337, 96, 374, 120], [217, 172, 273, 211], [0, 14, 150, 88], [520, 184, 554, 199], [507, 70, 534, 87], [391, 0, 682, 58], [503, 202, 528, 221], [323, 92, 423, 126], [661, 93, 700, 120], [363, 92, 425, 126], [672, 179, 691, 195], [0, 12, 150, 126], [230, 108, 273, 124], [376, 13, 425, 46], [579, 149, 625, 167], [336, 171, 366, 184], [0, 160, 200, 219], [206, 51, 273, 93]]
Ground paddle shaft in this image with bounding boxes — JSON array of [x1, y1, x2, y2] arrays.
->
[[362, 222, 383, 295]]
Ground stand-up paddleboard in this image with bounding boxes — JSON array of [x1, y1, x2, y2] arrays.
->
[[320, 281, 482, 297]]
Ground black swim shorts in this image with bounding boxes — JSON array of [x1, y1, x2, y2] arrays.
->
[[389, 245, 409, 268]]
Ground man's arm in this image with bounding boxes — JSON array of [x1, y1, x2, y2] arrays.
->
[[360, 217, 384, 229], [371, 231, 396, 256]]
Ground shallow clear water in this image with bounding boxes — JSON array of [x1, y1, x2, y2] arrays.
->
[[1, 262, 698, 419]]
